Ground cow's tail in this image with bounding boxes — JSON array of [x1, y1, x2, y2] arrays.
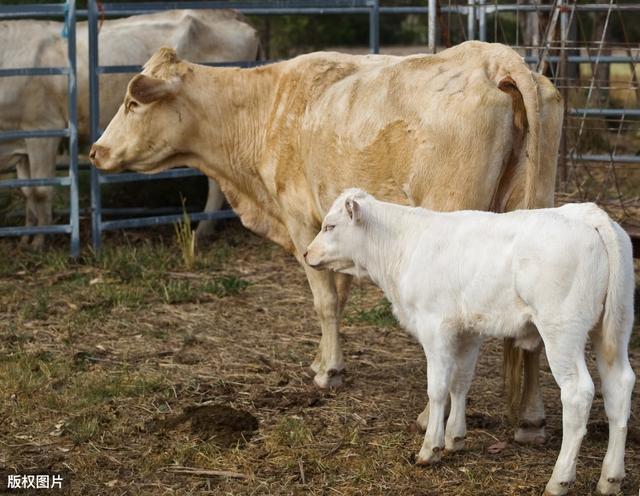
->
[[496, 66, 541, 211], [496, 62, 544, 424]]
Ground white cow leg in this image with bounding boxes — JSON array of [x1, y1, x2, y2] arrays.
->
[[515, 346, 547, 444], [445, 334, 482, 452], [542, 335, 594, 496], [305, 266, 345, 389], [26, 139, 58, 249], [416, 327, 454, 465], [594, 331, 635, 495], [195, 179, 225, 244], [16, 156, 35, 246]]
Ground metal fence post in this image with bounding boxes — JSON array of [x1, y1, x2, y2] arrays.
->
[[368, 0, 380, 54], [428, 0, 437, 53], [88, 0, 102, 251], [478, 0, 486, 41], [467, 0, 476, 40], [66, 0, 79, 257]]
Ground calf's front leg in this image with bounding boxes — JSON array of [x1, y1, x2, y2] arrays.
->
[[416, 324, 454, 465], [445, 334, 483, 452]]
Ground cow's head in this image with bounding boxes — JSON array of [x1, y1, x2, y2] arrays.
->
[[304, 188, 371, 276], [89, 48, 199, 173]]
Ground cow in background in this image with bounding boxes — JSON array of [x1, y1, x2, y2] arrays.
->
[[0, 10, 260, 247]]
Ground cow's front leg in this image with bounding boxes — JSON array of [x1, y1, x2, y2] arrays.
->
[[416, 323, 454, 465], [304, 267, 345, 388]]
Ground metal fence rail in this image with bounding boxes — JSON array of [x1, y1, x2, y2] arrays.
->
[[0, 0, 79, 256]]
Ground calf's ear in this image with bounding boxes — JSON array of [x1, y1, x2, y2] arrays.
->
[[128, 74, 179, 104], [345, 198, 362, 223]]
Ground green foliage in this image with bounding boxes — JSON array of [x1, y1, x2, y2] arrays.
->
[[203, 274, 251, 298], [349, 298, 398, 328]]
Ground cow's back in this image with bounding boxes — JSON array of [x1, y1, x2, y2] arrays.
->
[[265, 45, 523, 218]]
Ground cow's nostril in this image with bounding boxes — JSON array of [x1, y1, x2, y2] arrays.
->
[[303, 251, 308, 259], [89, 148, 96, 160]]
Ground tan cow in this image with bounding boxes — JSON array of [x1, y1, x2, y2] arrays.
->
[[90, 42, 564, 442]]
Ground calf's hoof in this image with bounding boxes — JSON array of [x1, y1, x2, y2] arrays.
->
[[313, 368, 344, 389], [415, 446, 443, 465], [445, 435, 466, 452], [514, 420, 546, 445], [543, 479, 574, 496], [596, 476, 623, 495]]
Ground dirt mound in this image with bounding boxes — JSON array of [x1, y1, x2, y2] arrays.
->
[[149, 404, 258, 448]]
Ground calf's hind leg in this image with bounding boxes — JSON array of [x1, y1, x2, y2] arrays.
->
[[593, 327, 635, 495], [539, 329, 594, 496]]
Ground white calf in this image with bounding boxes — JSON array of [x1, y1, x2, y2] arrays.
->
[[305, 188, 635, 496]]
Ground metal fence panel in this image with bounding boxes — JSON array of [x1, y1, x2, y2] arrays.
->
[[0, 0, 79, 256]]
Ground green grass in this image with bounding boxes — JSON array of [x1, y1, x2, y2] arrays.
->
[[161, 279, 197, 304], [65, 412, 106, 444], [348, 299, 398, 328], [20, 288, 50, 321], [203, 275, 251, 298]]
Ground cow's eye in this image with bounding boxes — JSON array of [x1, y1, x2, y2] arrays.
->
[[126, 100, 139, 112], [323, 224, 335, 232]]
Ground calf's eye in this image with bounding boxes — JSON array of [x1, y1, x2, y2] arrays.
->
[[323, 224, 335, 232]]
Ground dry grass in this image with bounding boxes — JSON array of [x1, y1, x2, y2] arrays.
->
[[0, 221, 639, 495]]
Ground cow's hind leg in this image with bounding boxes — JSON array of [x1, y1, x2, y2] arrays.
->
[[593, 326, 635, 495], [539, 327, 594, 496], [514, 345, 547, 444]]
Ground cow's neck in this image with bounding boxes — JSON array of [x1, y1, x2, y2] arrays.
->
[[183, 64, 294, 250]]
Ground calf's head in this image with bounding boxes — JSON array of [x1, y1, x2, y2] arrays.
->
[[305, 189, 370, 275], [89, 48, 200, 173]]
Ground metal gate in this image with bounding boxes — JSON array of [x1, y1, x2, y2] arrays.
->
[[0, 0, 79, 256]]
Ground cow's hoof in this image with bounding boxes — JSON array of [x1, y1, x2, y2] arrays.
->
[[415, 446, 443, 465], [445, 435, 466, 452], [596, 475, 623, 495], [313, 369, 344, 389], [515, 424, 546, 445]]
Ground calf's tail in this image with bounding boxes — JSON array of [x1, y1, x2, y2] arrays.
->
[[590, 207, 635, 364]]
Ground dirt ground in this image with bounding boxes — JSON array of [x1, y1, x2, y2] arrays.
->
[[0, 221, 639, 495]]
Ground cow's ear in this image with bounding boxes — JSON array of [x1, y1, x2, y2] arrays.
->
[[345, 197, 362, 223], [128, 74, 179, 104]]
